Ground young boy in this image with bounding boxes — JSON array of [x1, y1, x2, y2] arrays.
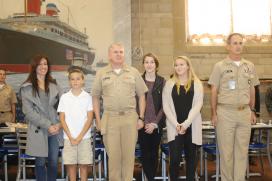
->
[[58, 68, 93, 181]]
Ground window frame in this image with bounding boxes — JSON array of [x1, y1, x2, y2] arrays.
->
[[173, 0, 272, 54]]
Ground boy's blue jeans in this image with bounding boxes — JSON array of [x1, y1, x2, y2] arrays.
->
[[35, 135, 60, 181]]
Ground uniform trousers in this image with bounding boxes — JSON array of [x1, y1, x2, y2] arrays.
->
[[216, 105, 251, 181], [103, 111, 138, 181]]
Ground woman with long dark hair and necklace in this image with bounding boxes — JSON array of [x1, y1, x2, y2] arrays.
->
[[20, 55, 63, 181]]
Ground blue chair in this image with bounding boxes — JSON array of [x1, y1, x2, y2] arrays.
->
[[0, 147, 8, 181], [200, 128, 220, 181], [203, 143, 220, 181], [16, 128, 35, 180], [134, 143, 145, 181], [246, 128, 272, 178], [92, 148, 103, 180], [0, 134, 18, 181], [250, 143, 266, 165], [159, 143, 170, 181], [93, 143, 107, 181], [93, 131, 107, 181]]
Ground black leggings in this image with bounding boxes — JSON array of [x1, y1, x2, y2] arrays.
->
[[138, 128, 162, 181], [168, 130, 198, 181]]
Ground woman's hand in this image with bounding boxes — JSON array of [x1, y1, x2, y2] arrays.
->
[[176, 123, 186, 135], [48, 125, 56, 135], [48, 124, 61, 135], [145, 123, 155, 134]]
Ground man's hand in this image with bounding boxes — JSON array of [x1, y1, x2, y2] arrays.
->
[[250, 111, 257, 125], [69, 138, 78, 146], [211, 114, 218, 127], [12, 116, 16, 123], [74, 136, 83, 145], [137, 119, 144, 130], [95, 119, 101, 132]]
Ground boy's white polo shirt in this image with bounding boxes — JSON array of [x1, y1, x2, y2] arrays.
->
[[57, 89, 93, 139]]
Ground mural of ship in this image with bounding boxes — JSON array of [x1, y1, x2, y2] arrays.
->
[[96, 59, 108, 68], [0, 0, 95, 73], [69, 54, 96, 75]]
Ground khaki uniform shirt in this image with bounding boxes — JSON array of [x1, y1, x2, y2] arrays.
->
[[208, 57, 259, 105], [92, 64, 148, 112], [0, 84, 17, 122]]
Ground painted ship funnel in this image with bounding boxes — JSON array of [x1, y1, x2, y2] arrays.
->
[[27, 0, 41, 15], [46, 3, 60, 16]]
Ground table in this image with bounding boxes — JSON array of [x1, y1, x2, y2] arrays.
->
[[0, 123, 27, 133], [201, 121, 272, 178]]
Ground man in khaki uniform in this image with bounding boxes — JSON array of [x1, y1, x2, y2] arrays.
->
[[0, 68, 17, 123], [208, 33, 259, 181], [92, 43, 147, 181]]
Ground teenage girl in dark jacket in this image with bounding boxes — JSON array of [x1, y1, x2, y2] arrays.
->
[[138, 53, 165, 181]]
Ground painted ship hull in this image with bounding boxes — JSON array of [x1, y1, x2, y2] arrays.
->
[[0, 26, 95, 73]]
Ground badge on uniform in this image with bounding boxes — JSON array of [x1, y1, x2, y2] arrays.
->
[[228, 80, 236, 90]]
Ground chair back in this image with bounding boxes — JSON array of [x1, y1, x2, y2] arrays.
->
[[16, 127, 36, 180], [202, 130, 216, 144], [16, 128, 30, 158], [16, 128, 28, 156]]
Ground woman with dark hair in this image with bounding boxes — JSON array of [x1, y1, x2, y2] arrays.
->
[[163, 56, 203, 181], [20, 55, 63, 181], [138, 53, 165, 181]]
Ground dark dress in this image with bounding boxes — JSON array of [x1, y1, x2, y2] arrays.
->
[[168, 82, 198, 181]]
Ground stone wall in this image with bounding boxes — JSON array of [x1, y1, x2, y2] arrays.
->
[[131, 0, 174, 75], [131, 0, 272, 121]]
